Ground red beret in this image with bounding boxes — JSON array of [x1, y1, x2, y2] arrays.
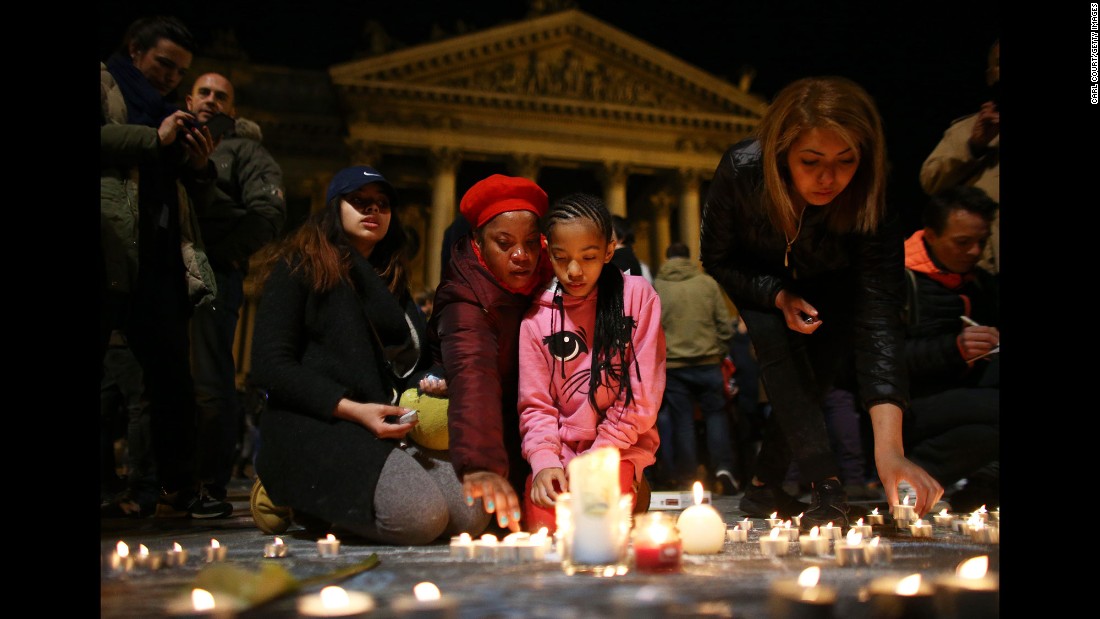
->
[[459, 174, 548, 229]]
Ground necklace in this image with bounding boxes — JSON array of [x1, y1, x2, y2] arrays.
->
[[784, 206, 806, 268]]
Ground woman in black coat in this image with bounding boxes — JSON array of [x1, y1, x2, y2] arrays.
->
[[250, 165, 489, 544]]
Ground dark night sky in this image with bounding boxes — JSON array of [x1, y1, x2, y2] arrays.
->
[[100, 0, 1001, 225]]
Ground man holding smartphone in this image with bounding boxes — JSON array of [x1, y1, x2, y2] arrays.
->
[[185, 73, 287, 516]]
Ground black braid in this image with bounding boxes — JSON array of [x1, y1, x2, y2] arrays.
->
[[543, 193, 638, 414]]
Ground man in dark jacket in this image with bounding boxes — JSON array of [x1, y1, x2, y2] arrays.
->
[[902, 185, 999, 512], [186, 72, 286, 515]]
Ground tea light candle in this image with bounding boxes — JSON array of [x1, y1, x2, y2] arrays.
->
[[676, 482, 726, 554], [473, 533, 500, 561], [134, 544, 164, 570], [632, 512, 682, 573], [968, 521, 999, 544], [758, 527, 790, 557], [866, 508, 885, 526], [798, 526, 829, 556], [166, 587, 244, 618], [865, 574, 935, 619], [764, 511, 783, 529], [203, 538, 227, 563], [527, 529, 550, 561], [448, 532, 474, 560], [263, 536, 289, 558], [726, 527, 748, 543], [892, 494, 916, 523], [909, 518, 933, 539], [933, 556, 999, 619], [316, 533, 340, 557], [165, 542, 188, 567], [790, 512, 803, 529], [736, 517, 754, 531], [862, 536, 893, 565], [972, 505, 989, 523], [849, 517, 872, 538], [769, 567, 837, 619], [391, 582, 458, 619], [835, 529, 867, 567], [955, 513, 980, 534], [933, 508, 955, 529], [778, 521, 800, 542], [108, 540, 134, 572], [297, 586, 375, 618], [501, 531, 544, 562], [820, 522, 843, 540]]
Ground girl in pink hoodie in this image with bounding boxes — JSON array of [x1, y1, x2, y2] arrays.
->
[[517, 193, 666, 532]]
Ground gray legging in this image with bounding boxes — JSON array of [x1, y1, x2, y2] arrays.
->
[[338, 443, 491, 545]]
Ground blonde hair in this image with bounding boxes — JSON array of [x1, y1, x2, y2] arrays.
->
[[755, 76, 887, 238]]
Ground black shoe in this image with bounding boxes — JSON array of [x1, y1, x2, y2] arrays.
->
[[715, 470, 740, 496], [187, 487, 234, 519], [801, 479, 849, 531], [739, 483, 808, 518]]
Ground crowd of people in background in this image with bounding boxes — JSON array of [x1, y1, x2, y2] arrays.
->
[[101, 13, 998, 542]]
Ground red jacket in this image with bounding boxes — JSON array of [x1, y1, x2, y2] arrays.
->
[[427, 236, 551, 494]]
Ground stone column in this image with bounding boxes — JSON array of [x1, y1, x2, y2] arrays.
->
[[599, 162, 629, 218], [676, 168, 703, 260], [428, 147, 461, 289], [508, 154, 542, 181], [650, 190, 673, 271]]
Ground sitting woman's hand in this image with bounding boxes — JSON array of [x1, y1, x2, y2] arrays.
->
[[463, 471, 522, 532], [418, 374, 448, 397], [333, 398, 416, 440], [530, 467, 567, 509]]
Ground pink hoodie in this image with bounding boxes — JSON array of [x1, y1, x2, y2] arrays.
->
[[518, 274, 665, 482]]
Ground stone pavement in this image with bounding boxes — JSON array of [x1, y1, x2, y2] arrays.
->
[[100, 479, 1000, 618]]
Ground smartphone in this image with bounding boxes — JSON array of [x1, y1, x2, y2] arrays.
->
[[201, 112, 236, 140], [397, 410, 419, 425]]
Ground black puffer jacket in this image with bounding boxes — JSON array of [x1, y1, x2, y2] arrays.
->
[[699, 138, 909, 411]]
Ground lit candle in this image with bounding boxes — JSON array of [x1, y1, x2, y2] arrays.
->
[[203, 538, 227, 563], [472, 533, 500, 561], [798, 526, 829, 556], [909, 518, 933, 539], [553, 493, 572, 558], [528, 529, 551, 561], [866, 507, 885, 526], [501, 531, 544, 562], [563, 447, 629, 571], [391, 582, 459, 619], [790, 512, 803, 529], [108, 540, 134, 573], [778, 520, 800, 542], [892, 493, 916, 523], [764, 511, 783, 529], [726, 526, 748, 543], [133, 543, 164, 570], [955, 512, 981, 534], [769, 566, 837, 619], [676, 482, 726, 554], [297, 586, 375, 618], [849, 517, 872, 538], [933, 508, 955, 529], [820, 522, 843, 541], [736, 517, 754, 531], [758, 527, 790, 557], [968, 521, 999, 544], [933, 556, 999, 619], [449, 533, 474, 560], [632, 512, 682, 572], [862, 536, 893, 565], [972, 505, 989, 523], [165, 542, 188, 567], [865, 574, 936, 619], [263, 536, 289, 558], [835, 529, 867, 567], [316, 533, 340, 557], [165, 587, 244, 618]]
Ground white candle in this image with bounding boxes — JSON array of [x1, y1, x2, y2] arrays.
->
[[820, 522, 843, 540], [909, 518, 933, 539], [834, 529, 866, 566], [778, 520, 800, 542], [798, 526, 829, 556], [316, 533, 340, 557], [472, 534, 501, 561], [134, 543, 164, 570], [449, 533, 474, 560], [862, 536, 893, 565], [165, 542, 188, 567], [165, 587, 244, 617], [297, 586, 375, 618], [391, 582, 458, 619], [849, 517, 872, 538], [933, 508, 955, 529], [675, 482, 726, 554], [726, 526, 748, 543], [769, 567, 837, 619], [933, 556, 999, 619], [736, 517, 754, 531], [263, 536, 289, 558], [892, 494, 916, 523], [758, 527, 790, 557], [790, 512, 803, 529], [108, 540, 134, 572], [866, 507, 885, 526], [764, 511, 783, 529], [565, 447, 626, 567], [203, 539, 227, 563], [968, 521, 999, 544]]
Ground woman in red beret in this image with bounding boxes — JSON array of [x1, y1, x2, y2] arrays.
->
[[423, 174, 554, 533]]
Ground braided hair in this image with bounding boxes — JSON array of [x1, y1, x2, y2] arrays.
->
[[543, 193, 640, 413]]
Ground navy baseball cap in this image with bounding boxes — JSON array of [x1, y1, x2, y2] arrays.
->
[[326, 166, 395, 204]]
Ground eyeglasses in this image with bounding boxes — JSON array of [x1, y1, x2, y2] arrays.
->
[[344, 196, 391, 213]]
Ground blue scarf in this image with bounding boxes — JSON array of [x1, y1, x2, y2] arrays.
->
[[105, 53, 179, 127]]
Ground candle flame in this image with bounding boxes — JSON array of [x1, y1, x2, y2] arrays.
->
[[869, 536, 881, 547], [797, 566, 821, 587], [967, 513, 981, 525], [138, 544, 150, 557], [191, 588, 215, 611], [846, 529, 863, 546], [210, 538, 220, 549], [273, 537, 284, 546], [537, 526, 549, 537], [172, 542, 183, 552], [808, 526, 820, 538], [796, 512, 804, 519], [116, 541, 129, 557], [479, 533, 498, 544], [769, 528, 781, 540], [769, 511, 778, 520], [502, 532, 530, 543], [957, 556, 989, 579], [896, 574, 922, 596], [783, 520, 792, 529], [977, 505, 987, 514], [871, 507, 880, 515], [413, 582, 442, 601], [457, 532, 472, 543], [320, 586, 350, 609], [939, 508, 950, 517], [531, 529, 548, 544], [647, 522, 670, 544], [914, 519, 925, 527], [856, 517, 865, 526], [326, 533, 337, 542], [693, 481, 704, 505], [824, 522, 834, 530], [902, 494, 910, 506]]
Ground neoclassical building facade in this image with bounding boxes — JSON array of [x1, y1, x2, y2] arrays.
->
[[190, 8, 765, 383]]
